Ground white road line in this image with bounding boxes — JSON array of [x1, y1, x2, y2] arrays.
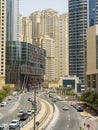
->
[[67, 124, 69, 127]]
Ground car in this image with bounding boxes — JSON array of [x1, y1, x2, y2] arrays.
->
[[12, 91, 18, 96], [20, 113, 28, 121], [63, 106, 69, 111], [76, 106, 83, 112], [28, 97, 31, 101], [9, 120, 20, 129], [18, 110, 24, 117], [27, 110, 32, 116], [52, 98, 56, 102], [0, 102, 7, 107], [0, 123, 9, 130], [31, 108, 35, 113]]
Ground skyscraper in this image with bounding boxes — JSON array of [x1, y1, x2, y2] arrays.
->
[[69, 0, 98, 84], [69, 0, 88, 84], [29, 9, 68, 81], [6, 0, 19, 41], [0, 0, 6, 87], [89, 0, 98, 26], [19, 14, 32, 44]]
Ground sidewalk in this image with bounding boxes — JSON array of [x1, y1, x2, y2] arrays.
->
[[80, 110, 98, 130], [59, 94, 98, 130], [80, 111, 92, 117]]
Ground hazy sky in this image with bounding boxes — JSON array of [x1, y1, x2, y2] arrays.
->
[[19, 0, 68, 16]]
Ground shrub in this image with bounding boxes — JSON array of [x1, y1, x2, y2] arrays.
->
[[2, 85, 11, 94]]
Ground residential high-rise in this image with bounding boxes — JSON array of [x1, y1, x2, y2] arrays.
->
[[0, 0, 6, 87], [19, 14, 32, 44], [30, 11, 41, 39], [39, 35, 55, 81], [29, 9, 68, 81], [6, 0, 19, 41]]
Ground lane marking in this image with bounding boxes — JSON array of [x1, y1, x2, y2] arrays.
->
[[67, 124, 69, 127]]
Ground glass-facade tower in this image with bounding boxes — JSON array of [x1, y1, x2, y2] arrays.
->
[[69, 0, 98, 84], [69, 0, 88, 84], [6, 0, 19, 41], [89, 0, 98, 26]]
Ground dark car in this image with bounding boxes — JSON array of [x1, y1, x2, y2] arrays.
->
[[76, 106, 83, 112], [20, 113, 28, 121], [52, 98, 56, 102]]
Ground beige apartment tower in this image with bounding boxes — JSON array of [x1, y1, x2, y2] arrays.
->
[[86, 25, 98, 93], [30, 9, 69, 82], [39, 35, 55, 81], [19, 9, 69, 82], [0, 0, 6, 88], [19, 14, 32, 44]]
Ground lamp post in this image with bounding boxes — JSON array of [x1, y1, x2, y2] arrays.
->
[[33, 87, 36, 130]]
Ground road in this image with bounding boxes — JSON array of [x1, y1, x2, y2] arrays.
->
[[0, 92, 33, 124], [0, 90, 83, 130], [46, 96, 82, 130]]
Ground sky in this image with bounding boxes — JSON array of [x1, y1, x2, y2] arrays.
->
[[19, 0, 68, 16]]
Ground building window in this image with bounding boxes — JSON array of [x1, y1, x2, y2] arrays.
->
[[96, 36, 98, 68]]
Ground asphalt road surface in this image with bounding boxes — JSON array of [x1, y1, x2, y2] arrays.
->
[[48, 97, 82, 130], [0, 92, 33, 124]]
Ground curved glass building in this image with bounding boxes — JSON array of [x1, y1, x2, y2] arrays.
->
[[6, 41, 46, 90]]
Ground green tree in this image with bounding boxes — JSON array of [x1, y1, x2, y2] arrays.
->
[[2, 85, 11, 94], [65, 86, 72, 95]]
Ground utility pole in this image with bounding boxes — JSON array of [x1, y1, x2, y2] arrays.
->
[[33, 87, 36, 130]]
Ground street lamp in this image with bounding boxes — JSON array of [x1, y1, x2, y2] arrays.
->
[[33, 87, 36, 130]]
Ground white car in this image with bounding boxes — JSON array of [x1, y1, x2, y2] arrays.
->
[[9, 120, 20, 129], [27, 110, 32, 116], [18, 110, 24, 117], [63, 106, 69, 111], [0, 102, 7, 107]]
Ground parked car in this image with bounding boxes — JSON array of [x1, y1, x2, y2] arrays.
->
[[9, 120, 20, 129], [12, 91, 18, 96], [28, 97, 32, 101], [20, 113, 28, 121], [52, 98, 56, 102], [76, 106, 83, 112], [31, 108, 35, 113], [0, 123, 9, 130], [27, 110, 32, 116], [18, 110, 24, 117], [63, 105, 69, 111], [0, 102, 7, 107]]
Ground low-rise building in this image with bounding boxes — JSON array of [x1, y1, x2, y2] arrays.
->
[[59, 75, 84, 93]]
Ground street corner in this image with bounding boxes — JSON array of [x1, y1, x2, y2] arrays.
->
[[80, 111, 92, 118], [82, 118, 97, 130]]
